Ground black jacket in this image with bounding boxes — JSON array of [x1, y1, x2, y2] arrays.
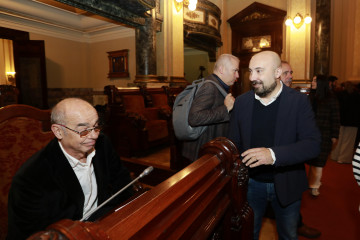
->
[[7, 134, 133, 240]]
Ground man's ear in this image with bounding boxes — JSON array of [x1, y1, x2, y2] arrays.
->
[[51, 124, 63, 139], [275, 67, 282, 79], [218, 65, 224, 75]]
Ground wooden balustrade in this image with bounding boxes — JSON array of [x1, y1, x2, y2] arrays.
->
[[29, 137, 253, 240]]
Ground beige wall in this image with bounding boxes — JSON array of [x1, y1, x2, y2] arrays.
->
[[331, 0, 360, 84], [89, 37, 135, 90], [184, 50, 210, 83], [30, 32, 136, 90]]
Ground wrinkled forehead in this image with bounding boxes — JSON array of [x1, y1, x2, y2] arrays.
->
[[64, 103, 98, 126]]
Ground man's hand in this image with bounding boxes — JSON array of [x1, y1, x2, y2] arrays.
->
[[241, 147, 274, 168], [224, 93, 235, 112]]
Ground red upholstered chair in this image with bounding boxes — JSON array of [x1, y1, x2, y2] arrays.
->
[[104, 86, 169, 157], [0, 104, 54, 239]]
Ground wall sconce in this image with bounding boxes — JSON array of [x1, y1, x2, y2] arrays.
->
[[175, 0, 198, 12], [6, 72, 16, 84], [285, 13, 312, 29]]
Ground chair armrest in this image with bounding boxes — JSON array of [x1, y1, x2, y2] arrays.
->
[[124, 112, 147, 129], [142, 107, 162, 120]]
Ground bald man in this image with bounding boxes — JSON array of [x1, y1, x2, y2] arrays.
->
[[229, 51, 321, 240], [8, 98, 133, 239], [182, 53, 239, 161]]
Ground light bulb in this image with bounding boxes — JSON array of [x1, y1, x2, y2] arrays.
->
[[188, 2, 196, 11], [285, 17, 292, 26], [293, 14, 302, 24], [304, 15, 312, 24]]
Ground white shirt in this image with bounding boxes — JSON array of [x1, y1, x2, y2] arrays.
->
[[58, 142, 98, 217]]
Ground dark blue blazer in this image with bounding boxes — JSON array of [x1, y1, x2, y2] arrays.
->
[[229, 85, 321, 206], [7, 134, 133, 240]]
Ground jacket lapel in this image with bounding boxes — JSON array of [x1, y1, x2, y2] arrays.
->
[[47, 140, 84, 213]]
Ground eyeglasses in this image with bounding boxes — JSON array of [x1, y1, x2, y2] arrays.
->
[[56, 124, 101, 137]]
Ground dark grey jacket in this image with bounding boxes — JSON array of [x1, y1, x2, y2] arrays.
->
[[182, 74, 230, 161]]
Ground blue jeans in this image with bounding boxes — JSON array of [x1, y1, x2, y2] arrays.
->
[[247, 178, 301, 240]]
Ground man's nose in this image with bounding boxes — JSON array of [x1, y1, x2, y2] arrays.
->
[[249, 72, 257, 81]]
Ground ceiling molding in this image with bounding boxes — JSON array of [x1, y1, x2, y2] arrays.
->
[[0, 0, 135, 42]]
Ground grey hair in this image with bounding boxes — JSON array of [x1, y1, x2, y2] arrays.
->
[[214, 54, 239, 71]]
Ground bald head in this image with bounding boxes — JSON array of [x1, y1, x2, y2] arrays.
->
[[213, 53, 240, 86], [51, 98, 96, 125], [248, 51, 282, 99], [214, 54, 239, 72], [251, 51, 282, 70]]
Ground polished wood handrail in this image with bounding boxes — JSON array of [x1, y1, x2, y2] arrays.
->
[[29, 137, 253, 240]]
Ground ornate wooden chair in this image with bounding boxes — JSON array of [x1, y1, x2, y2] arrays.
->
[[0, 104, 54, 239]]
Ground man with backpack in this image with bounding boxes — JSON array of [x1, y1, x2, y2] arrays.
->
[[181, 54, 239, 161]]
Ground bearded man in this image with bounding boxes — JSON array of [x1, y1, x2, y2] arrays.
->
[[229, 51, 321, 240]]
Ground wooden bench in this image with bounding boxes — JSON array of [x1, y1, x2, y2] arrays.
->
[[104, 85, 170, 158], [104, 85, 187, 171], [29, 137, 254, 240], [0, 104, 54, 239]]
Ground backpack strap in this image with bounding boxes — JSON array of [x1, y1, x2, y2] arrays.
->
[[204, 80, 228, 97]]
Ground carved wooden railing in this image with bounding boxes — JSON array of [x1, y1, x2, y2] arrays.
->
[[29, 137, 253, 240]]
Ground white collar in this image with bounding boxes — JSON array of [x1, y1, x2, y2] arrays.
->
[[58, 141, 96, 168]]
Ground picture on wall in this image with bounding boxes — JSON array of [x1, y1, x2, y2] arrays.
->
[[107, 49, 129, 78]]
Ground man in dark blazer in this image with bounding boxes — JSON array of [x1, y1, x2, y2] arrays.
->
[[7, 98, 133, 240], [229, 51, 321, 240], [182, 54, 239, 161]]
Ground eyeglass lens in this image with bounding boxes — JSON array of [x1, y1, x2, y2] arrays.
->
[[79, 126, 101, 137]]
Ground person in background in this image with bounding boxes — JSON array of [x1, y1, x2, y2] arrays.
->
[[7, 98, 134, 239], [308, 75, 340, 196], [182, 54, 239, 161], [328, 75, 341, 94], [280, 62, 322, 239], [229, 51, 321, 240], [331, 81, 360, 163], [280, 61, 293, 87]]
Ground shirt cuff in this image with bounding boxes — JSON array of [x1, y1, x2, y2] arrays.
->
[[268, 148, 276, 165]]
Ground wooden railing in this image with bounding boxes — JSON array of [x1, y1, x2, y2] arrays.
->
[[28, 137, 253, 240]]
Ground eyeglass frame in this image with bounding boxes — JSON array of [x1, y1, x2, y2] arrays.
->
[[55, 123, 101, 137]]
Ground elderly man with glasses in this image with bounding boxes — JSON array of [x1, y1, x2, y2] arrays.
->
[[7, 98, 134, 240]]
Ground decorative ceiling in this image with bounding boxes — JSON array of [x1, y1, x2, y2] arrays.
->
[[0, 0, 137, 42]]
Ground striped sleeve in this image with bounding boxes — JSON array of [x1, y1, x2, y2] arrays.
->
[[353, 142, 360, 187]]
